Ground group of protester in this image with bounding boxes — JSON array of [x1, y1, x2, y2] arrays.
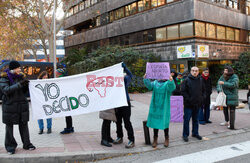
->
[[0, 60, 239, 154]]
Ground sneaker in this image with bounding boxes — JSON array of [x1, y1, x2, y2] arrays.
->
[[206, 120, 212, 123], [101, 140, 112, 147], [220, 122, 229, 126], [7, 150, 15, 155], [23, 144, 36, 151], [192, 135, 202, 140], [47, 128, 52, 134], [183, 137, 189, 142], [125, 141, 135, 148], [38, 129, 43, 135], [113, 137, 123, 144]]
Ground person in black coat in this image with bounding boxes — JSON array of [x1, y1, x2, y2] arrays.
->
[[181, 66, 205, 142], [0, 61, 36, 155], [199, 68, 212, 125]]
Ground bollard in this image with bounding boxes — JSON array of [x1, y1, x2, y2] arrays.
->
[[143, 120, 151, 145]]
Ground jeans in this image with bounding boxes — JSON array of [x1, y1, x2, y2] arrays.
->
[[183, 108, 199, 138], [115, 104, 135, 142], [38, 118, 52, 130], [199, 104, 210, 123]]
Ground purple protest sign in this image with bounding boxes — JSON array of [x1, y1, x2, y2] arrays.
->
[[146, 62, 170, 80], [170, 96, 183, 123]]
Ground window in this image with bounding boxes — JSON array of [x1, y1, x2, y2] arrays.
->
[[195, 21, 205, 37], [218, 0, 227, 6], [228, 0, 233, 8], [206, 23, 216, 38], [126, 3, 137, 16], [217, 25, 226, 39], [179, 64, 185, 73], [248, 32, 250, 43], [92, 0, 98, 5], [233, 0, 238, 9], [73, 5, 79, 14], [226, 27, 234, 40], [117, 7, 124, 19], [130, 2, 137, 15], [109, 11, 114, 22], [235, 29, 240, 41], [69, 8, 74, 16], [156, 27, 167, 41], [171, 64, 177, 72], [138, 0, 145, 12], [151, 0, 158, 7], [180, 22, 193, 37], [166, 0, 174, 3], [167, 25, 179, 39], [79, 2, 85, 11], [247, 1, 250, 15], [158, 0, 165, 6], [85, 0, 91, 8], [96, 16, 100, 26]]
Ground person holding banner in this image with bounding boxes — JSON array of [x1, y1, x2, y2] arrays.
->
[[143, 74, 175, 148], [37, 71, 52, 134], [217, 66, 239, 129], [181, 67, 205, 142], [113, 63, 135, 148], [56, 68, 75, 134], [0, 60, 36, 154]]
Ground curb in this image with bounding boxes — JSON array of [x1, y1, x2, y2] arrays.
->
[[0, 128, 250, 163]]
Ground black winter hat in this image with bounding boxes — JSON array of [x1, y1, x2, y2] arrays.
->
[[9, 60, 21, 70]]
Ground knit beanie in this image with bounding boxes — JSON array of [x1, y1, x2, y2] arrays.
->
[[9, 60, 21, 70], [56, 68, 65, 76]]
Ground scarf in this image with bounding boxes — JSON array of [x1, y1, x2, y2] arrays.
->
[[4, 69, 23, 84], [202, 73, 209, 80]]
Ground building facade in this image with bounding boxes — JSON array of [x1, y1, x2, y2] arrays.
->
[[64, 0, 250, 72]]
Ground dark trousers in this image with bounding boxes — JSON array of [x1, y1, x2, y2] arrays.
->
[[153, 128, 169, 137], [223, 106, 236, 129], [199, 104, 210, 123], [101, 120, 112, 141], [5, 123, 31, 152], [65, 116, 73, 129], [183, 108, 199, 138], [115, 105, 135, 142]]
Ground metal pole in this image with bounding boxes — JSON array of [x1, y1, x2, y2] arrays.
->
[[53, 0, 57, 78]]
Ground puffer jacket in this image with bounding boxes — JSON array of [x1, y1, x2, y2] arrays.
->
[[0, 72, 29, 124], [99, 109, 117, 122], [217, 74, 239, 106]]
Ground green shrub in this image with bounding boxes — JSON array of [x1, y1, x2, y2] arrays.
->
[[62, 45, 161, 92]]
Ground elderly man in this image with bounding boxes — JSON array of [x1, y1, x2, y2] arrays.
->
[[181, 67, 205, 142]]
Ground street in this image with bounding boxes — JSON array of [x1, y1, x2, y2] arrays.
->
[[93, 129, 250, 163]]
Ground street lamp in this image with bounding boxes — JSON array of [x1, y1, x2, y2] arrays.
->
[[53, 0, 57, 78]]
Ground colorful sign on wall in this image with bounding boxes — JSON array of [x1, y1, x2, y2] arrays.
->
[[177, 45, 194, 58], [197, 45, 209, 58]]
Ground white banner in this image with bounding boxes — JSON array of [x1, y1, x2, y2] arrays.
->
[[29, 63, 128, 120]]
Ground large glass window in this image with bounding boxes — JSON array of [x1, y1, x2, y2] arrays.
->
[[130, 2, 137, 15], [195, 21, 205, 37], [138, 0, 144, 12], [85, 0, 91, 8], [114, 8, 124, 20], [206, 23, 216, 38], [156, 27, 167, 41], [235, 29, 240, 41], [158, 0, 165, 6], [126, 3, 137, 16], [79, 2, 85, 11], [167, 25, 179, 39], [226, 27, 234, 40], [217, 25, 226, 39], [180, 22, 193, 37], [151, 0, 158, 8], [109, 11, 114, 22]]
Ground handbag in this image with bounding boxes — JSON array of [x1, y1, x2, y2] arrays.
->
[[215, 85, 227, 107]]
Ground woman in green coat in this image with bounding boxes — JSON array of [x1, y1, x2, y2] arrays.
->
[[143, 74, 175, 148], [217, 66, 239, 129]]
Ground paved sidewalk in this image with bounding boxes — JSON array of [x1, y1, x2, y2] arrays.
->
[[0, 90, 249, 162]]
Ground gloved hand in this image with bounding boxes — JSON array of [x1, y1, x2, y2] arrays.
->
[[20, 79, 30, 87], [122, 62, 126, 68]]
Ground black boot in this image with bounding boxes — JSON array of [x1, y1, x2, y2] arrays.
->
[[229, 109, 235, 129]]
